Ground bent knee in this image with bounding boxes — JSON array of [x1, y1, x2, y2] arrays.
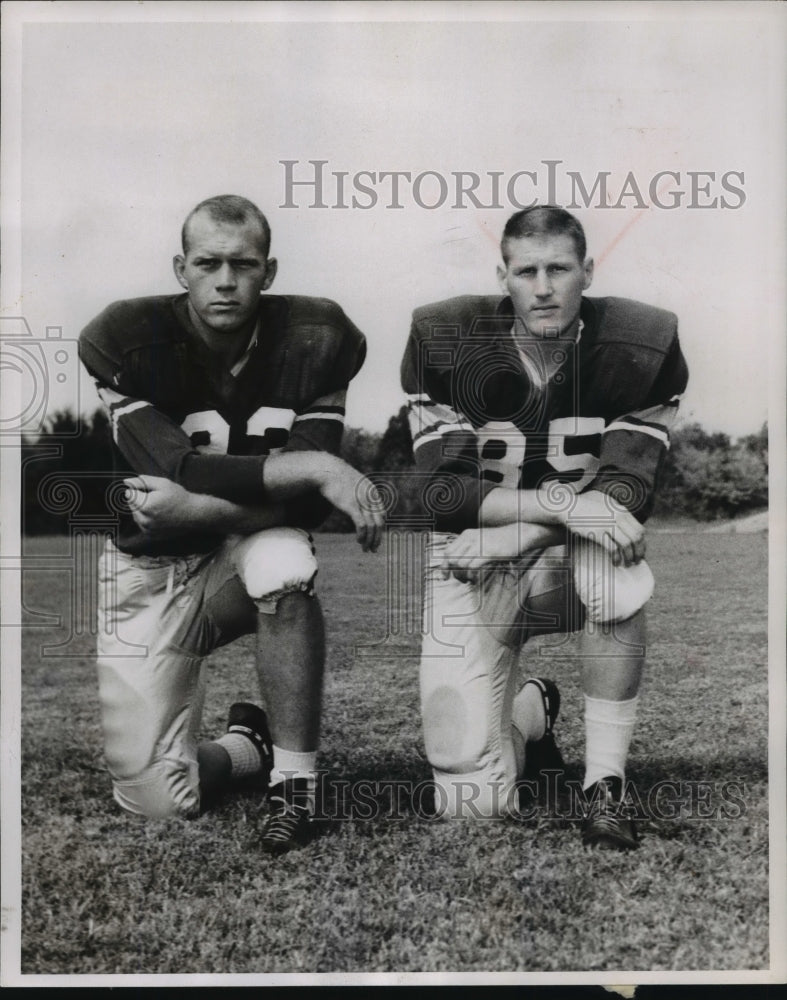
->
[[232, 527, 318, 612], [421, 685, 518, 819], [111, 757, 200, 819], [573, 541, 654, 624], [431, 767, 515, 819]]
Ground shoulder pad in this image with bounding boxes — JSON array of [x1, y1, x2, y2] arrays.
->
[[586, 296, 678, 355], [280, 295, 351, 329], [79, 296, 184, 356], [275, 295, 367, 383], [411, 295, 504, 337]]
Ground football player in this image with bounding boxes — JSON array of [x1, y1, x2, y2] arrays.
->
[[401, 205, 688, 847], [78, 195, 385, 852]]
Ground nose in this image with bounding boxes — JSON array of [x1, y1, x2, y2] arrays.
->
[[534, 268, 552, 297], [215, 263, 237, 289]]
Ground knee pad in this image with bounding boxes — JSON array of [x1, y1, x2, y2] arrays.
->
[[232, 527, 318, 613], [111, 756, 201, 820], [573, 539, 654, 624]]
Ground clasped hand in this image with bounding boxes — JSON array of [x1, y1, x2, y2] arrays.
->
[[559, 490, 646, 567], [122, 476, 195, 537], [123, 464, 387, 553]]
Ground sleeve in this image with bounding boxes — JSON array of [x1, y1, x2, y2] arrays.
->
[[588, 335, 689, 522], [280, 387, 349, 528], [401, 319, 496, 533], [278, 312, 368, 528], [79, 315, 268, 505]]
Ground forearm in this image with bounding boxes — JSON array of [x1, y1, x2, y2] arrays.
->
[[513, 522, 567, 552], [475, 521, 566, 557], [261, 450, 341, 499], [478, 486, 564, 528], [126, 447, 384, 551], [184, 493, 289, 535]]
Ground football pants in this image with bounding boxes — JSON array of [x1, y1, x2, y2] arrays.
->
[[95, 527, 318, 819], [419, 533, 653, 819]]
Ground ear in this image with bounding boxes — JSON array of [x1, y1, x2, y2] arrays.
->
[[496, 262, 508, 292], [582, 257, 594, 290], [173, 255, 188, 290], [261, 257, 278, 291]]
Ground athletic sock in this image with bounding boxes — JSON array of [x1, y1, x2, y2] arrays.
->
[[214, 732, 263, 780], [582, 694, 639, 790], [270, 746, 317, 814], [511, 681, 547, 744]]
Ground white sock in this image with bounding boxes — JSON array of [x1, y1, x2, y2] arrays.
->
[[511, 681, 547, 744], [270, 746, 317, 812], [583, 694, 639, 790], [215, 733, 263, 780]]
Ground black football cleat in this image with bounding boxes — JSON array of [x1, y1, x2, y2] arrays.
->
[[227, 702, 273, 786], [521, 677, 565, 780], [261, 779, 313, 855], [581, 775, 639, 850]]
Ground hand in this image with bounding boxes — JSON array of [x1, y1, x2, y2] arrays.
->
[[440, 524, 526, 582], [561, 490, 646, 567], [123, 475, 197, 537], [316, 459, 386, 553]]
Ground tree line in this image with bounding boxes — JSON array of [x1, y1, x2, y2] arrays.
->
[[20, 408, 768, 534]]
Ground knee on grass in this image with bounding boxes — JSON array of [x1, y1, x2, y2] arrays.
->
[[232, 527, 318, 614], [430, 766, 518, 820], [422, 694, 519, 820], [111, 757, 201, 820], [573, 541, 654, 624]]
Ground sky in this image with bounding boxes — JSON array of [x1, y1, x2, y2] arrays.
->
[[3, 1, 785, 439]]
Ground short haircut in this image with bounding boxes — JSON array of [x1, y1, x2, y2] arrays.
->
[[501, 205, 587, 264], [181, 195, 272, 256]]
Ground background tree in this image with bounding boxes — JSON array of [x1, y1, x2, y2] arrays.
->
[[655, 421, 768, 520]]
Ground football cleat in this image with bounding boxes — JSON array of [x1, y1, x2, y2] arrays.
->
[[227, 702, 273, 786], [521, 677, 565, 780], [261, 779, 313, 855], [581, 775, 639, 850]]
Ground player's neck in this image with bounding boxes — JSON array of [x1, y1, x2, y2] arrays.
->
[[512, 317, 581, 389], [186, 303, 256, 368], [512, 317, 581, 356]]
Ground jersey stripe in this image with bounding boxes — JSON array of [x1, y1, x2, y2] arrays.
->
[[298, 404, 346, 416], [96, 384, 153, 444], [293, 411, 345, 424], [604, 420, 670, 447]]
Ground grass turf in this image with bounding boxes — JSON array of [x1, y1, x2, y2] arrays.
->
[[15, 529, 769, 975]]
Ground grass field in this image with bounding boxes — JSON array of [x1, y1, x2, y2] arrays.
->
[[14, 527, 770, 978]]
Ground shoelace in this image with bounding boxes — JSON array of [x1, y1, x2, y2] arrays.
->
[[263, 799, 309, 842], [586, 783, 636, 822]]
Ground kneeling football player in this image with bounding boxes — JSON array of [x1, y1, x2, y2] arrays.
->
[[401, 205, 688, 848], [79, 195, 385, 853]]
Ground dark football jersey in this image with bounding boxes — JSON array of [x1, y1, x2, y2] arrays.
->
[[401, 295, 688, 532], [79, 293, 366, 554]]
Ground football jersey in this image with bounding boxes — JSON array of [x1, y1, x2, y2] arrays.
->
[[79, 293, 366, 554], [401, 294, 688, 532]]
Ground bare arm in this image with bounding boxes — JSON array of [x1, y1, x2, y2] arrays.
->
[[440, 521, 567, 582], [124, 477, 288, 535], [479, 485, 646, 567], [478, 486, 560, 528], [125, 449, 386, 552]]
